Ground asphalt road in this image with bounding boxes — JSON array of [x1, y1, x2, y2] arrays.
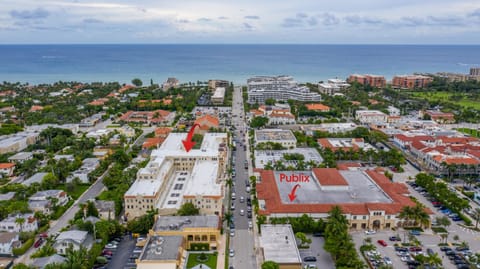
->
[[229, 85, 257, 269]]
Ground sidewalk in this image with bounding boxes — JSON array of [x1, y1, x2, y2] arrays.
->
[[217, 232, 227, 269]]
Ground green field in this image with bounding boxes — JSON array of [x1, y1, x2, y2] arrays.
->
[[409, 91, 480, 109]]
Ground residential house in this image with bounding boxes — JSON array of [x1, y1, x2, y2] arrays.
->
[[318, 79, 350, 95], [0, 192, 15, 202], [419, 110, 455, 124], [94, 200, 115, 220], [0, 163, 15, 177], [0, 232, 19, 255], [142, 137, 165, 150], [22, 172, 48, 186], [29, 106, 44, 112], [0, 213, 38, 233], [53, 155, 75, 162], [7, 152, 33, 163], [33, 254, 66, 269], [53, 230, 92, 255], [28, 190, 68, 215], [68, 158, 99, 183], [93, 147, 113, 160]]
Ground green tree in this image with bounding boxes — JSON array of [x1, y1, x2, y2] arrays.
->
[[64, 245, 88, 269], [131, 78, 143, 87], [295, 232, 312, 247], [177, 202, 200, 216], [15, 217, 25, 233], [250, 116, 269, 128], [473, 208, 480, 229], [261, 261, 280, 269]]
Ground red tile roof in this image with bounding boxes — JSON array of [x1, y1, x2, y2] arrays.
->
[[305, 103, 330, 111], [194, 115, 220, 130], [142, 137, 165, 149], [313, 168, 348, 186], [0, 163, 15, 169]]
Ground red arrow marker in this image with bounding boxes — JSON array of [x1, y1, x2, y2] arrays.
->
[[288, 184, 301, 202], [182, 124, 200, 152]]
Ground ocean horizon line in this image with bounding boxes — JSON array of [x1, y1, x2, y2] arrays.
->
[[1, 43, 480, 46]]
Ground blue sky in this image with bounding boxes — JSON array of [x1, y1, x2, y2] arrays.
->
[[1, 0, 480, 44]]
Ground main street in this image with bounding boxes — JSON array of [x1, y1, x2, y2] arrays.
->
[[229, 85, 257, 269]]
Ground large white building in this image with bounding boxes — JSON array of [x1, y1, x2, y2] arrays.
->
[[211, 87, 226, 105], [254, 129, 297, 149], [355, 110, 388, 124], [124, 132, 228, 219], [318, 79, 350, 95], [247, 76, 321, 104]]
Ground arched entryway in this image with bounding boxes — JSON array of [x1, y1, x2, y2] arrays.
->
[[372, 220, 381, 229]]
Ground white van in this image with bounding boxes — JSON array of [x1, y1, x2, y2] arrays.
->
[[232, 192, 236, 200], [246, 187, 251, 193]]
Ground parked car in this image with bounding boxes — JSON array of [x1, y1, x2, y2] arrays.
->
[[383, 256, 392, 265], [34, 238, 44, 248], [229, 249, 235, 257], [377, 240, 387, 247], [389, 236, 401, 241], [105, 243, 117, 249], [239, 209, 245, 216], [409, 230, 421, 236], [365, 230, 376, 235], [303, 256, 317, 262]]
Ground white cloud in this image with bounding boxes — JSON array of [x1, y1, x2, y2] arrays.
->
[[0, 0, 479, 43]]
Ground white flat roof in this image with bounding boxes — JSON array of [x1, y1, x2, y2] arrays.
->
[[260, 224, 302, 264], [184, 160, 221, 197], [154, 133, 227, 157], [125, 159, 173, 197]]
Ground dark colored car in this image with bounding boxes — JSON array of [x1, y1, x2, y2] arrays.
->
[[303, 256, 317, 262], [389, 236, 401, 241]]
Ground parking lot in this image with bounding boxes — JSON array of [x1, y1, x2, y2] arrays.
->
[[105, 235, 137, 269], [352, 229, 462, 269], [298, 235, 335, 269]]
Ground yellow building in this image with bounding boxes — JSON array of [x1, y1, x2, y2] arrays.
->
[[149, 215, 221, 251]]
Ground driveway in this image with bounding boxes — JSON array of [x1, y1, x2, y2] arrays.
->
[[298, 235, 334, 269]]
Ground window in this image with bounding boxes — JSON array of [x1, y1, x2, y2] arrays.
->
[[352, 216, 357, 220], [363, 216, 367, 220]]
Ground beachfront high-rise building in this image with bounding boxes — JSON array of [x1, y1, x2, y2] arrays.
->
[[392, 75, 433, 89], [318, 79, 350, 95], [348, 74, 386, 88], [470, 67, 480, 77], [247, 75, 321, 104]]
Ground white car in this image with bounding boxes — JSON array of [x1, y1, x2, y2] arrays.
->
[[229, 249, 235, 257], [230, 231, 235, 237], [239, 209, 245, 216], [364, 230, 376, 235], [383, 256, 392, 265], [248, 221, 253, 229], [105, 243, 117, 249]]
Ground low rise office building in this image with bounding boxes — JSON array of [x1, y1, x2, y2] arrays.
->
[[254, 129, 297, 149], [260, 224, 302, 269], [355, 110, 388, 124]]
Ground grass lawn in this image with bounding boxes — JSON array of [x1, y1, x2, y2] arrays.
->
[[432, 227, 448, 234], [456, 128, 480, 138], [57, 184, 90, 200], [408, 91, 480, 109], [186, 253, 217, 269]]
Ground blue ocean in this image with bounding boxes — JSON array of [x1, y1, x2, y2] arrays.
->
[[0, 44, 479, 85]]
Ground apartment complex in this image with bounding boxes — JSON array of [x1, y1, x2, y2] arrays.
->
[[119, 110, 175, 125], [208, 79, 229, 90], [124, 132, 228, 219], [318, 79, 350, 95], [247, 76, 321, 104], [392, 75, 433, 89], [254, 129, 297, 149], [348, 74, 386, 88], [419, 110, 455, 124], [256, 168, 423, 230], [470, 67, 480, 77]]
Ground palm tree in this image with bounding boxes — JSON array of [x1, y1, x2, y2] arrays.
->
[[223, 212, 233, 226], [473, 208, 480, 229], [425, 253, 442, 267], [64, 245, 88, 269], [15, 216, 25, 233]]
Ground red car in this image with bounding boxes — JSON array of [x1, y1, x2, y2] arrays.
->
[[34, 238, 44, 248], [377, 240, 387, 247]]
